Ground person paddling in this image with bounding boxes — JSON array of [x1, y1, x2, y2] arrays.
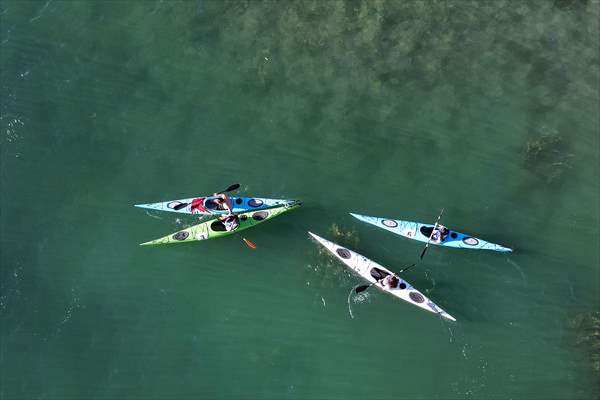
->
[[219, 214, 240, 232], [431, 224, 449, 244], [379, 274, 399, 290], [206, 193, 234, 214]]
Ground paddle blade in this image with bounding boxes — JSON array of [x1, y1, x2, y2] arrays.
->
[[242, 237, 256, 250], [419, 247, 428, 260], [355, 285, 370, 293], [219, 183, 240, 194]]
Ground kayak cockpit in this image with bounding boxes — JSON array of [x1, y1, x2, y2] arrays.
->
[[419, 225, 434, 237], [419, 225, 457, 243], [204, 197, 228, 211], [370, 267, 390, 280]]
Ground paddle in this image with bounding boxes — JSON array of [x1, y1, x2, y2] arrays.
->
[[355, 281, 379, 294], [419, 208, 445, 260], [218, 183, 240, 194], [242, 237, 256, 250], [399, 262, 417, 273], [173, 183, 240, 210]]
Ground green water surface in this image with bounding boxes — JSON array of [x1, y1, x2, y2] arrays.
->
[[1, 1, 599, 399]]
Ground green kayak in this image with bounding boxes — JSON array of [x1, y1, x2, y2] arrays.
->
[[140, 201, 301, 246]]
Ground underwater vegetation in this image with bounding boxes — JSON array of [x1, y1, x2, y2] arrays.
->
[[570, 311, 600, 389], [3, 0, 597, 181], [328, 223, 359, 249], [307, 224, 359, 287], [524, 132, 574, 184]]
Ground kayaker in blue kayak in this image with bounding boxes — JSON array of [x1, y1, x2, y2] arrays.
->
[[431, 225, 449, 244], [206, 193, 234, 214]]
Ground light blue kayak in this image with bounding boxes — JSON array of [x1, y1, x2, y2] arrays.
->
[[135, 195, 296, 216], [350, 213, 512, 252]]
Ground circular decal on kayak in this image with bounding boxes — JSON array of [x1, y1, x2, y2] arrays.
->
[[336, 248, 351, 259], [382, 219, 398, 228], [235, 198, 243, 205], [252, 211, 269, 221], [409, 292, 425, 303], [248, 198, 264, 208], [167, 201, 184, 209], [399, 282, 407, 290], [463, 237, 479, 246], [172, 231, 189, 241], [451, 232, 458, 239]]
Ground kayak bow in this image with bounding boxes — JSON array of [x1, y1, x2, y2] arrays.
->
[[135, 195, 297, 216], [308, 232, 456, 321], [140, 202, 301, 246], [350, 213, 512, 252]]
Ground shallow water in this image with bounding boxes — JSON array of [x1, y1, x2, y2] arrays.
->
[[1, 1, 599, 399]]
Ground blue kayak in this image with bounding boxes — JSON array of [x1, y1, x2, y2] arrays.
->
[[135, 195, 296, 216], [350, 213, 512, 252]]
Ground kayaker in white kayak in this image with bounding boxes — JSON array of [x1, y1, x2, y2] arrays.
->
[[379, 274, 399, 290], [431, 225, 449, 244]]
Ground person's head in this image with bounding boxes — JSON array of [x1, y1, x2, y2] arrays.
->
[[390, 276, 399, 288]]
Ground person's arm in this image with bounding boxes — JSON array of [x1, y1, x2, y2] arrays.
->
[[223, 194, 233, 213]]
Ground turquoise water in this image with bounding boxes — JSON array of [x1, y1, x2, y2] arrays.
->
[[1, 1, 598, 399]]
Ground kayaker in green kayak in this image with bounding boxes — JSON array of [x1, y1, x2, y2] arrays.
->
[[219, 214, 240, 232]]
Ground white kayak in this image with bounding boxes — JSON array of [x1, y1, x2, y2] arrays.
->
[[308, 232, 456, 321]]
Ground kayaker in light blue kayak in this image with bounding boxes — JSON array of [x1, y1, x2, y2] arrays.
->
[[431, 225, 449, 244]]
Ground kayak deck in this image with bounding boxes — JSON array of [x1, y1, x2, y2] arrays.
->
[[308, 232, 456, 321], [350, 213, 512, 252], [135, 196, 297, 216], [140, 202, 301, 246]]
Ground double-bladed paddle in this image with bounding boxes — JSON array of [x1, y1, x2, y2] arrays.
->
[[419, 208, 445, 260], [173, 183, 240, 211]]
